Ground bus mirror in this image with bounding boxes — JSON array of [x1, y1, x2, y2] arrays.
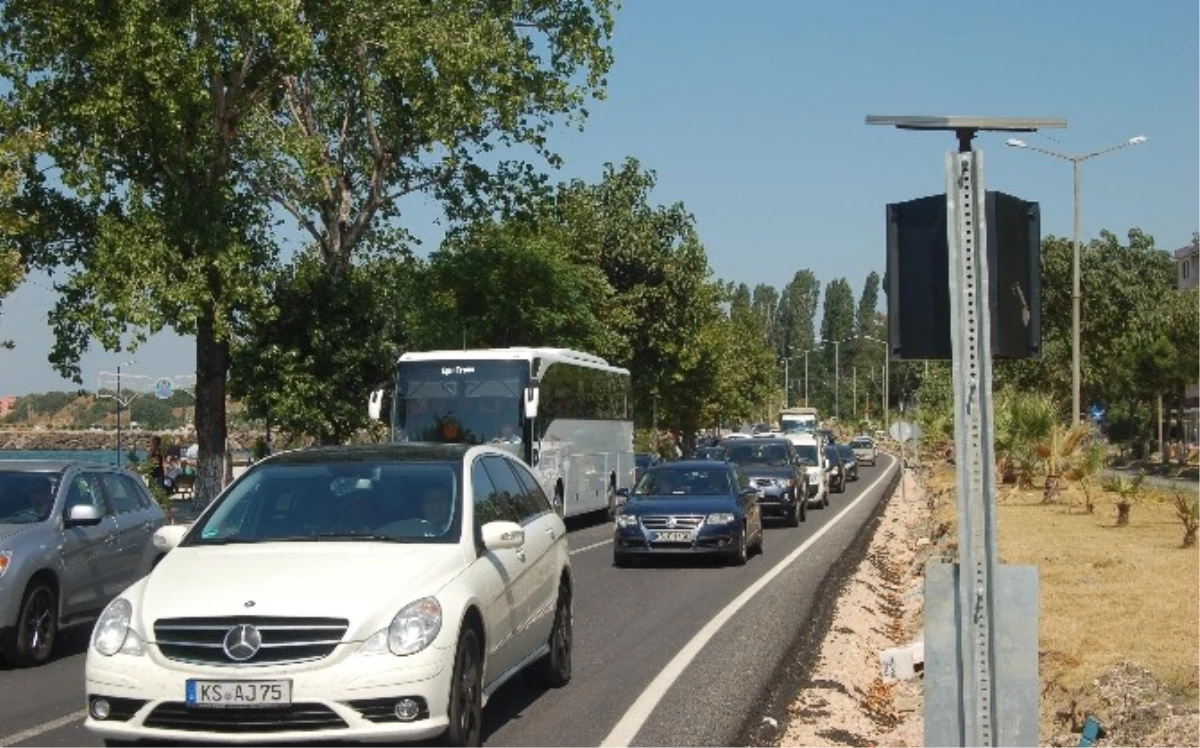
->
[[368, 389, 385, 421], [523, 385, 540, 419]]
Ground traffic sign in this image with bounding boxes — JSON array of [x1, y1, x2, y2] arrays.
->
[[889, 420, 923, 443], [154, 377, 174, 400]]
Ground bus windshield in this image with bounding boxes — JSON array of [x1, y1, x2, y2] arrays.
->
[[394, 360, 529, 450]]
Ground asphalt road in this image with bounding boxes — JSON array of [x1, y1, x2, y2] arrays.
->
[[0, 455, 899, 747]]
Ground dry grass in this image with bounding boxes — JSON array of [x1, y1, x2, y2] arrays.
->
[[921, 461, 1200, 739]]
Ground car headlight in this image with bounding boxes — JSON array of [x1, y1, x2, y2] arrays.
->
[[92, 598, 144, 657], [359, 597, 443, 656], [706, 513, 736, 525], [0, 550, 11, 578], [616, 513, 640, 528]]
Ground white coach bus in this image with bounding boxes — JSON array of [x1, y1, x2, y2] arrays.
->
[[369, 347, 635, 518]]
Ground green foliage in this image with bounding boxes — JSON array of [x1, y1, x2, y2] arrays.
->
[[229, 250, 420, 445], [419, 220, 617, 352], [1170, 490, 1198, 548], [777, 270, 821, 359], [1103, 471, 1146, 527]]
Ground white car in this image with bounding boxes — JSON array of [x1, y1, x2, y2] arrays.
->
[[788, 435, 829, 509], [83, 444, 573, 746]]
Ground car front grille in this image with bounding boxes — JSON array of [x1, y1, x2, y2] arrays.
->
[[143, 703, 347, 732], [639, 514, 705, 531], [154, 616, 348, 666]]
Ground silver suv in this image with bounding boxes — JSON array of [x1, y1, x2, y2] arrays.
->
[[0, 461, 166, 666]]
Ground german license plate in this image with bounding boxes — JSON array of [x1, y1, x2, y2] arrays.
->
[[653, 531, 692, 542], [186, 679, 292, 708]]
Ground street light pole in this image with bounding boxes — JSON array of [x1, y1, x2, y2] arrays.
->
[[115, 359, 136, 467], [855, 335, 889, 437], [1007, 135, 1147, 424]]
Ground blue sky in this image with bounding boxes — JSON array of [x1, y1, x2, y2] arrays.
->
[[2, 0, 1196, 396]]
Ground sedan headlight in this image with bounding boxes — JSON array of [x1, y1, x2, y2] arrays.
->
[[92, 598, 144, 657], [706, 513, 736, 525], [359, 597, 443, 657], [616, 513, 640, 528]]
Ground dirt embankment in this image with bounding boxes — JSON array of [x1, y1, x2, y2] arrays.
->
[[776, 460, 1199, 747]]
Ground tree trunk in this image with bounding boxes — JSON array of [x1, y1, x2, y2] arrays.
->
[[1116, 501, 1131, 527], [1043, 474, 1061, 504], [193, 313, 230, 506]]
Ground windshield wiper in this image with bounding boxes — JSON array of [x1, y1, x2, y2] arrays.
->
[[270, 533, 415, 543]]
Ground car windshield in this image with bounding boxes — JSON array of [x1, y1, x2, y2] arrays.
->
[[692, 447, 727, 460], [186, 460, 462, 546], [724, 442, 790, 467], [0, 471, 60, 525], [851, 439, 873, 449], [634, 468, 733, 496], [794, 445, 819, 465], [838, 446, 855, 458]]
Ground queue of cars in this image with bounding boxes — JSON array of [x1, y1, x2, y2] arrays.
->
[[0, 432, 881, 746], [610, 433, 882, 568]]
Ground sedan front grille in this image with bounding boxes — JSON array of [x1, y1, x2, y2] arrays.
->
[[640, 514, 705, 531], [154, 616, 348, 666], [143, 703, 347, 732]]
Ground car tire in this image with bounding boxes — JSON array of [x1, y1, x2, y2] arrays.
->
[[752, 523, 764, 556], [822, 489, 830, 508], [442, 626, 483, 747], [729, 525, 748, 566], [2, 580, 58, 667], [785, 503, 800, 527], [527, 583, 572, 688]]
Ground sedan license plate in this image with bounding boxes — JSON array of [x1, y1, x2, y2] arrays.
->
[[653, 531, 692, 542], [186, 679, 292, 708]]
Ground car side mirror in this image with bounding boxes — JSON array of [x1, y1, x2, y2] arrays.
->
[[615, 487, 631, 498], [64, 504, 104, 527], [524, 380, 540, 419], [481, 521, 525, 551], [152, 525, 190, 554], [367, 388, 385, 421]]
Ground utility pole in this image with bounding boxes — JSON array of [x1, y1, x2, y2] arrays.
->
[[868, 114, 1055, 747], [1007, 135, 1147, 424]]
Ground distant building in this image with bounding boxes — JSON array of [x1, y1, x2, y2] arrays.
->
[[1175, 239, 1199, 441], [1176, 237, 1199, 291], [0, 396, 17, 419]]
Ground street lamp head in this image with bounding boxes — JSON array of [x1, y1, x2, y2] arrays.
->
[[1006, 139, 1028, 148], [1128, 135, 1147, 145]]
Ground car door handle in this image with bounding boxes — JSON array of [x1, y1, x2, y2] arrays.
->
[[545, 527, 556, 540], [515, 548, 527, 562], [104, 534, 118, 545]]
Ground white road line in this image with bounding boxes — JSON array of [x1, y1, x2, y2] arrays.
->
[[0, 709, 87, 747], [570, 538, 613, 555], [599, 456, 899, 748]]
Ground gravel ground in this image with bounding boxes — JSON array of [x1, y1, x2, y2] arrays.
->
[[778, 465, 928, 747]]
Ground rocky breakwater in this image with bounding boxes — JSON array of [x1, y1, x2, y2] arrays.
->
[[0, 429, 263, 452]]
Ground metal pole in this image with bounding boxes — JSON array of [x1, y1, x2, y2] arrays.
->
[[884, 354, 890, 438], [834, 341, 840, 422], [804, 352, 810, 408], [116, 364, 122, 468], [1072, 157, 1082, 426], [946, 146, 1002, 746], [853, 366, 858, 421], [784, 357, 790, 410]]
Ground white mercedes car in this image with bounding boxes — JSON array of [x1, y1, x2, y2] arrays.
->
[[83, 443, 572, 746]]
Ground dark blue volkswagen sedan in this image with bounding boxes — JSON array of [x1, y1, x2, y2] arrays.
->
[[612, 460, 764, 567]]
